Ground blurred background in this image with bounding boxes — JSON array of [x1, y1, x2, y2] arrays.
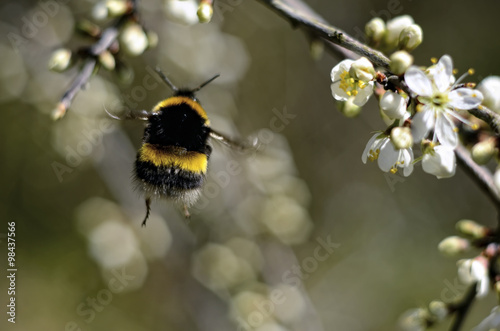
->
[[1, 0, 500, 330]]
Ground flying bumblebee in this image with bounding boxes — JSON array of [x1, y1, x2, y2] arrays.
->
[[110, 68, 248, 226]]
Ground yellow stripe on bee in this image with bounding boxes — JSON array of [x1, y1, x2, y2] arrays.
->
[[152, 96, 210, 125], [139, 143, 208, 174]]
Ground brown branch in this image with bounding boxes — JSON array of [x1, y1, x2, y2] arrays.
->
[[53, 2, 137, 120], [255, 0, 390, 69], [468, 106, 500, 135], [455, 144, 500, 211], [448, 283, 477, 331]]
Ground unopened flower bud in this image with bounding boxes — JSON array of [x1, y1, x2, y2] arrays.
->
[[92, 1, 108, 21], [349, 57, 375, 82], [98, 51, 116, 70], [337, 98, 362, 118], [120, 23, 148, 56], [471, 139, 496, 165], [380, 90, 407, 119], [456, 219, 487, 239], [106, 0, 128, 17], [197, 2, 213, 23], [365, 17, 386, 44], [52, 102, 67, 120], [398, 308, 428, 331], [48, 48, 72, 72], [438, 236, 470, 257], [390, 50, 413, 75], [309, 39, 324, 61], [477, 76, 500, 113], [164, 0, 199, 26], [429, 301, 448, 321], [391, 127, 413, 149], [399, 24, 423, 52], [385, 15, 414, 49], [76, 19, 101, 38], [146, 30, 158, 49]]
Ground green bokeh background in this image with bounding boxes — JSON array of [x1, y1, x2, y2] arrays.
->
[[1, 0, 500, 330]]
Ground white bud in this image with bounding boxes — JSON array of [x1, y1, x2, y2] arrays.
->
[[385, 15, 414, 49], [380, 90, 407, 119], [146, 30, 158, 49], [428, 301, 448, 321], [98, 51, 116, 71], [197, 2, 213, 23], [349, 57, 375, 82], [106, 0, 128, 17], [337, 98, 362, 118], [398, 308, 428, 331], [457, 257, 489, 298], [120, 23, 148, 56], [399, 24, 423, 52], [390, 50, 414, 75], [456, 219, 487, 239], [92, 1, 109, 21], [390, 127, 413, 149], [438, 236, 470, 257], [477, 76, 500, 113], [164, 0, 199, 26], [365, 17, 386, 43], [471, 139, 496, 165], [48, 48, 72, 72]]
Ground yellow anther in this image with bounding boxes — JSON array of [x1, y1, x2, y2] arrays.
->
[[416, 104, 424, 112], [431, 57, 437, 64], [452, 69, 458, 75], [471, 123, 479, 130], [468, 68, 475, 75], [390, 167, 398, 174], [346, 91, 352, 96], [352, 90, 358, 96], [453, 127, 459, 132]]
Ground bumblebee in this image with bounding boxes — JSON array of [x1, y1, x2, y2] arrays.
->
[[114, 68, 247, 226]]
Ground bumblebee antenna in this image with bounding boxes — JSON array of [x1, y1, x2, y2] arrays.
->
[[155, 67, 179, 92], [191, 74, 220, 92]]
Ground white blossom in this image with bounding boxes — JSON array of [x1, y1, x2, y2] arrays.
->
[[457, 257, 490, 298], [405, 55, 483, 148], [331, 58, 374, 107], [422, 145, 456, 178], [477, 76, 500, 113], [380, 90, 408, 120], [362, 132, 414, 176]]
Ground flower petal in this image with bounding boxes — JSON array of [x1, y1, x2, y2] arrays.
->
[[362, 133, 381, 163], [331, 83, 349, 101], [378, 139, 398, 172], [422, 145, 456, 178], [402, 149, 414, 177], [433, 55, 454, 92], [331, 59, 354, 82], [435, 113, 458, 148], [411, 107, 434, 142], [405, 67, 433, 96], [352, 82, 374, 107], [448, 88, 484, 110]]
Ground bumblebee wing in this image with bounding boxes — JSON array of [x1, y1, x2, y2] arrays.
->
[[209, 129, 251, 151]]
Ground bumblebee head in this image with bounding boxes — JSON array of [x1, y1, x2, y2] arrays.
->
[[155, 67, 219, 102]]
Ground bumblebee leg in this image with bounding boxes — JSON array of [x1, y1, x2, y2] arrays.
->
[[209, 129, 252, 151], [141, 197, 152, 227], [183, 204, 191, 219]]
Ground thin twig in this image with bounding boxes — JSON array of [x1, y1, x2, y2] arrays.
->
[[448, 283, 477, 331], [455, 144, 500, 211], [468, 106, 500, 135], [256, 0, 390, 68], [53, 2, 137, 120]]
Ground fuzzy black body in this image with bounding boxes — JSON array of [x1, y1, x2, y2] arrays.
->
[[134, 91, 212, 206]]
